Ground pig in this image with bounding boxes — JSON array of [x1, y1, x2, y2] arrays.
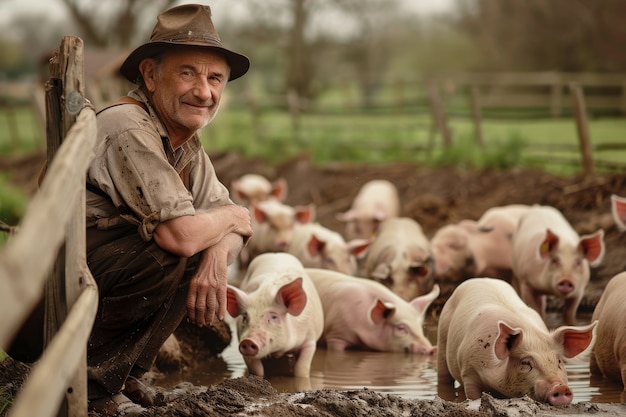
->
[[306, 268, 439, 354], [590, 271, 626, 392], [286, 223, 370, 275], [230, 173, 287, 205], [245, 199, 316, 260], [611, 194, 626, 231], [336, 179, 400, 241], [437, 277, 597, 405], [226, 252, 323, 378], [360, 217, 434, 301], [511, 205, 605, 325], [430, 204, 531, 283]]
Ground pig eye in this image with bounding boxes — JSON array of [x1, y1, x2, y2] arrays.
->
[[520, 357, 533, 372], [394, 324, 409, 336], [241, 312, 249, 324], [269, 312, 280, 323]]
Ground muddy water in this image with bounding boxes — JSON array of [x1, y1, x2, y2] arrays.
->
[[158, 313, 624, 404]]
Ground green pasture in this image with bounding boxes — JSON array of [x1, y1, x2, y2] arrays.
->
[[1, 104, 626, 231]]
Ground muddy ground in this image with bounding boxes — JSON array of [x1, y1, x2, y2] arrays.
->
[[1, 150, 626, 416]]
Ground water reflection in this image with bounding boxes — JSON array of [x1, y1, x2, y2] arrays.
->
[[155, 316, 624, 404]]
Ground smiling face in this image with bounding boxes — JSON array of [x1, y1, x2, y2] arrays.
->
[[139, 47, 230, 147]]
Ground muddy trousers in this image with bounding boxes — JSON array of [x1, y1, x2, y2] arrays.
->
[[86, 226, 201, 400]]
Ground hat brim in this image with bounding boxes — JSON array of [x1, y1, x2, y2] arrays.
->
[[119, 41, 250, 83]]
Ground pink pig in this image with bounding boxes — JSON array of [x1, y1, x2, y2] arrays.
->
[[611, 194, 626, 231], [438, 277, 597, 405], [226, 253, 323, 378], [590, 271, 626, 393], [336, 179, 400, 241], [511, 205, 605, 325], [230, 173, 287, 205], [431, 204, 530, 283], [245, 200, 315, 260], [306, 268, 439, 354], [286, 223, 370, 275], [360, 217, 434, 301]]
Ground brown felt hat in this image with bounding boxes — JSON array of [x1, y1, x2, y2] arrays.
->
[[120, 4, 250, 83]]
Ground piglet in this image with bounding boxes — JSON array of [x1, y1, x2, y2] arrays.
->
[[437, 277, 597, 405], [307, 268, 438, 354], [431, 204, 530, 284], [231, 173, 287, 205], [337, 179, 400, 241], [245, 200, 315, 260], [226, 252, 323, 377], [286, 223, 370, 275], [360, 217, 434, 301], [511, 205, 604, 325], [590, 271, 626, 392]]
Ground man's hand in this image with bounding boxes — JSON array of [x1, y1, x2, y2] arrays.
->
[[186, 244, 229, 327]]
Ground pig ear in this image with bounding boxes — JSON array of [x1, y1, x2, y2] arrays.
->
[[611, 194, 626, 231], [336, 209, 357, 223], [276, 277, 308, 316], [410, 284, 440, 314], [553, 320, 597, 359], [495, 321, 523, 360], [271, 177, 288, 201], [347, 238, 371, 257], [539, 229, 559, 258], [295, 204, 316, 224], [252, 203, 267, 223], [369, 299, 396, 325], [458, 220, 480, 233], [226, 286, 247, 318], [371, 263, 392, 282], [307, 234, 326, 257], [578, 230, 605, 266]]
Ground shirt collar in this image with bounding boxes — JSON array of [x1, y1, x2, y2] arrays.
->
[[129, 88, 202, 171]]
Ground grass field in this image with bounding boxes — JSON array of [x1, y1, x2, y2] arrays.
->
[[1, 103, 625, 228]]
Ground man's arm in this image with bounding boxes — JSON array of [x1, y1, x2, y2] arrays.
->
[[152, 204, 252, 257]]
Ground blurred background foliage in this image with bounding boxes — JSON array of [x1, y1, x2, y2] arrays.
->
[[2, 0, 626, 99]]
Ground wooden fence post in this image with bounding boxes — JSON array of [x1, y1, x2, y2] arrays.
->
[[469, 86, 485, 148], [45, 35, 89, 417], [569, 83, 595, 178], [427, 82, 452, 148]]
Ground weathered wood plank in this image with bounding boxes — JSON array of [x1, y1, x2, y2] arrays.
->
[[0, 106, 96, 349]]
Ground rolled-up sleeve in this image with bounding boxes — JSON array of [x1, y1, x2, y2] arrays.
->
[[89, 102, 196, 241]]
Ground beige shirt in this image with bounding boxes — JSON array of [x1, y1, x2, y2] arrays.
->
[[86, 88, 233, 241]]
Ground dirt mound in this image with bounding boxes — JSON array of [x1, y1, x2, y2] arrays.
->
[[2, 150, 626, 417]]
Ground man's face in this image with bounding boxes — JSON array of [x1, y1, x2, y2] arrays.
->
[[143, 47, 230, 144]]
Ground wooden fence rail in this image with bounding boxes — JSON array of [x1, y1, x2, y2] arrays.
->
[[0, 36, 97, 417]]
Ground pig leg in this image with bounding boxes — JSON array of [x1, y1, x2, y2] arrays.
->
[[325, 338, 350, 352], [436, 327, 458, 401], [243, 356, 265, 377], [562, 296, 582, 326], [461, 370, 483, 400], [293, 339, 317, 377], [519, 283, 547, 319], [436, 318, 455, 385]]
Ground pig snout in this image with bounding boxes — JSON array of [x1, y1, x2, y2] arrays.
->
[[406, 343, 437, 355], [239, 338, 261, 357], [556, 279, 575, 295], [276, 240, 289, 251], [545, 383, 573, 406]]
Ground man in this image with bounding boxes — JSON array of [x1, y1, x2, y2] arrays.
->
[[85, 4, 252, 415]]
